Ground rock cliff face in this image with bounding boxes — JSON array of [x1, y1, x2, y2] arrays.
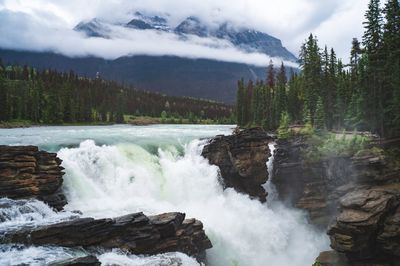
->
[[0, 145, 67, 210], [272, 136, 400, 265], [4, 212, 212, 261], [328, 185, 400, 264], [201, 128, 273, 202]]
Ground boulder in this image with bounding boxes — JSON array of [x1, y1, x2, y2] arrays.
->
[[49, 255, 101, 266], [3, 212, 212, 261], [328, 186, 400, 264], [315, 250, 349, 266], [0, 145, 66, 210], [201, 128, 272, 202]]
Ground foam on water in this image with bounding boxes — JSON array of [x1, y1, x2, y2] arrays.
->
[[0, 244, 88, 266], [0, 125, 329, 266], [0, 198, 79, 233], [98, 251, 200, 266], [58, 139, 329, 266]]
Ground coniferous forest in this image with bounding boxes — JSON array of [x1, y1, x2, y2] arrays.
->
[[236, 0, 400, 138], [0, 63, 234, 125]]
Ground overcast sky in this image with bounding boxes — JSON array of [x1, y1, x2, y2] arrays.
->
[[0, 0, 369, 65]]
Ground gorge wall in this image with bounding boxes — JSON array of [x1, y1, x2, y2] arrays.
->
[[272, 136, 400, 266]]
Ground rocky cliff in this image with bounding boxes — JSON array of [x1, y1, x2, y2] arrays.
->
[[0, 145, 67, 210], [202, 128, 273, 202], [272, 135, 400, 265]]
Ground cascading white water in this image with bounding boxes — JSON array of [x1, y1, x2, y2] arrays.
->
[[0, 125, 329, 266]]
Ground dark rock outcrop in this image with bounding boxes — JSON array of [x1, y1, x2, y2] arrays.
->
[[201, 128, 272, 202], [273, 135, 400, 265], [50, 255, 101, 266], [3, 212, 212, 261], [272, 136, 399, 227], [315, 250, 349, 266], [0, 145, 66, 210], [272, 136, 348, 226], [328, 185, 400, 265]]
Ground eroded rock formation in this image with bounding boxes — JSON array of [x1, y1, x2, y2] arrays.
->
[[273, 135, 400, 265], [0, 145, 66, 210], [4, 212, 212, 261], [328, 185, 400, 265], [201, 127, 272, 202]]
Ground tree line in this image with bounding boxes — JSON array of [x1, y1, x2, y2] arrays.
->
[[0, 62, 234, 124], [236, 0, 400, 138]]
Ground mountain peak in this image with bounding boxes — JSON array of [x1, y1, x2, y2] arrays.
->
[[174, 16, 209, 37], [74, 18, 111, 38], [73, 13, 297, 62]]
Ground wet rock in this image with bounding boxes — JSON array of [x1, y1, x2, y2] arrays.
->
[[0, 146, 66, 210], [50, 255, 101, 266], [272, 135, 400, 227], [328, 186, 400, 264], [3, 212, 212, 261], [273, 136, 400, 265], [201, 127, 273, 202], [315, 250, 349, 266]]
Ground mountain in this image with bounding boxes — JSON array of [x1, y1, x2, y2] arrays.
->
[[74, 18, 112, 38], [74, 14, 297, 62], [126, 12, 171, 31], [0, 49, 275, 103], [174, 16, 209, 37], [1, 13, 298, 104], [173, 17, 297, 62]]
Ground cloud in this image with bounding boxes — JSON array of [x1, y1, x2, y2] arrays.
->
[[0, 9, 298, 67], [0, 0, 369, 64]]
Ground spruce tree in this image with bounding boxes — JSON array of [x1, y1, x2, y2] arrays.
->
[[276, 62, 287, 125], [236, 79, 245, 126], [300, 34, 322, 126], [382, 0, 400, 136], [363, 0, 384, 135]]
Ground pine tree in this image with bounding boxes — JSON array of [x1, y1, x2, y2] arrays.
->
[[275, 62, 287, 125], [363, 0, 384, 135], [0, 71, 8, 121], [287, 71, 303, 123], [300, 34, 322, 126], [265, 61, 275, 129], [382, 0, 400, 136], [244, 80, 254, 126], [236, 79, 245, 126], [315, 97, 325, 130]]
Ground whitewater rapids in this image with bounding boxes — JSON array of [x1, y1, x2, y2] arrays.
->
[[0, 125, 329, 265]]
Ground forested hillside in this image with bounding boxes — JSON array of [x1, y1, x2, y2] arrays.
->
[[0, 63, 234, 125], [237, 0, 400, 138]]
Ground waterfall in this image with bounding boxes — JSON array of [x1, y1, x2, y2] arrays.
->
[[0, 125, 329, 266]]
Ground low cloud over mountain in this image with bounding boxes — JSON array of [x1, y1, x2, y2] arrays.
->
[[0, 0, 368, 65]]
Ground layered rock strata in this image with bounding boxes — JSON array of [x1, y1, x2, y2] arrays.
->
[[272, 136, 400, 265], [202, 127, 272, 202], [0, 145, 66, 210], [3, 212, 212, 261]]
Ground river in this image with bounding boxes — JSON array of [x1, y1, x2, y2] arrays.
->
[[0, 125, 328, 266]]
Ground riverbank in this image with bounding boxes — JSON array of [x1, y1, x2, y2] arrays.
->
[[0, 116, 232, 128]]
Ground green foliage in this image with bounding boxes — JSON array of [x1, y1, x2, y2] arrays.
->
[[235, 0, 400, 137], [302, 133, 371, 163], [299, 122, 315, 136], [277, 112, 291, 139], [0, 63, 233, 125]]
